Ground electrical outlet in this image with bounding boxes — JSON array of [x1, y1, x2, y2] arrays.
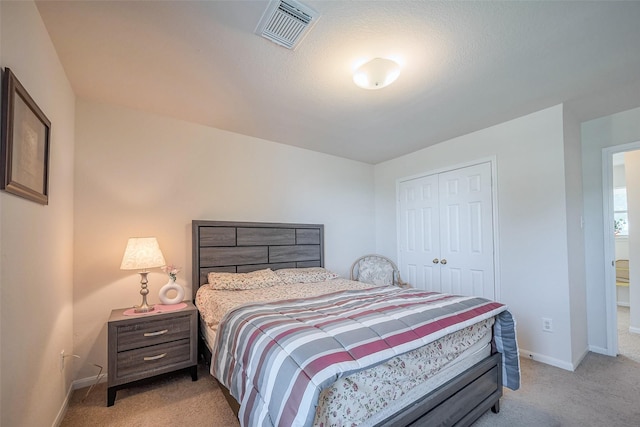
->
[[60, 350, 65, 371], [542, 317, 553, 332]]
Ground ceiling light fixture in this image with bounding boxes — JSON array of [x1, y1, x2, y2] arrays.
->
[[353, 58, 401, 90]]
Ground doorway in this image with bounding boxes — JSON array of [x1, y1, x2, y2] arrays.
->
[[604, 144, 640, 361]]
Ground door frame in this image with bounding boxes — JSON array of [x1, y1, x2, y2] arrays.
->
[[602, 141, 640, 356], [395, 156, 501, 301]]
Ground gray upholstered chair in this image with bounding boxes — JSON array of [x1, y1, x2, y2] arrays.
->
[[616, 259, 629, 284], [350, 254, 408, 287]]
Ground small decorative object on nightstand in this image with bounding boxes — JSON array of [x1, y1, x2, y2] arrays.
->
[[107, 301, 198, 406], [158, 264, 185, 305]]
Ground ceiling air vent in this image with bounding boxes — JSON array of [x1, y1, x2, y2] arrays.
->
[[256, 0, 319, 50]]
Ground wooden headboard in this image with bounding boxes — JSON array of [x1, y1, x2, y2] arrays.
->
[[191, 220, 324, 299]]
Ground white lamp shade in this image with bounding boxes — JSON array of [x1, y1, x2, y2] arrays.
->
[[353, 58, 401, 90], [120, 237, 166, 270]]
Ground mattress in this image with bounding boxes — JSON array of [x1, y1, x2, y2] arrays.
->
[[196, 279, 495, 426]]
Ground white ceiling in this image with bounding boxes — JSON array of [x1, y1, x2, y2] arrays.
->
[[35, 0, 640, 164]]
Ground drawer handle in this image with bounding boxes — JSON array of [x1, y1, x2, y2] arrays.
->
[[143, 353, 167, 361], [144, 329, 169, 337]]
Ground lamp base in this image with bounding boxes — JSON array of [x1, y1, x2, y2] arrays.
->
[[134, 303, 155, 313], [134, 271, 155, 313]]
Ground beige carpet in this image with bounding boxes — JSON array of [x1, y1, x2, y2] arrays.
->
[[474, 352, 640, 427], [62, 353, 640, 427], [617, 305, 640, 363], [61, 364, 239, 427]]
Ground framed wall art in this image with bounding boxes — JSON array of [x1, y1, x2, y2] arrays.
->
[[1, 67, 51, 205]]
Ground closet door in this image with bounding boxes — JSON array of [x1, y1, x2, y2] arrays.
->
[[398, 162, 495, 299], [398, 174, 441, 291], [438, 163, 495, 299]]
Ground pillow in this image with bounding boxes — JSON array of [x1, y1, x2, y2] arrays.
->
[[207, 268, 283, 291], [357, 259, 395, 287], [274, 267, 339, 284]]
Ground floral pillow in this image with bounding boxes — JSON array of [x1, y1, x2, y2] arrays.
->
[[274, 267, 339, 284], [357, 259, 395, 287], [207, 268, 283, 291]]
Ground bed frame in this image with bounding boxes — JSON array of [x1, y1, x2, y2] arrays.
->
[[192, 220, 502, 426]]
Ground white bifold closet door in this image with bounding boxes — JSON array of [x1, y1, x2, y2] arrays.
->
[[398, 162, 495, 300]]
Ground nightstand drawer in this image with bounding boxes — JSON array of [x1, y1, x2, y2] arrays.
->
[[115, 338, 191, 380], [116, 315, 191, 351]]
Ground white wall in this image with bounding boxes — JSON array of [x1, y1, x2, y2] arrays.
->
[[375, 105, 581, 369], [582, 106, 640, 352], [563, 105, 589, 367], [616, 238, 630, 261], [0, 2, 75, 426], [613, 163, 626, 188], [73, 99, 376, 380]]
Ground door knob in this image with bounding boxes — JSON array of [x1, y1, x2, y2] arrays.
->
[[440, 259, 447, 265], [432, 258, 439, 264]]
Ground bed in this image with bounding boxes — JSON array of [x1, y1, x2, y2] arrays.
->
[[192, 220, 519, 427]]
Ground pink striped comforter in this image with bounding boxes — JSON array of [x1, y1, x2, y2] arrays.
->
[[213, 286, 512, 427]]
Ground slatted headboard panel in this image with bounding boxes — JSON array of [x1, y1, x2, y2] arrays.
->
[[192, 220, 324, 298]]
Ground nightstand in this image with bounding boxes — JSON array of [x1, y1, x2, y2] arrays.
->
[[107, 301, 198, 406]]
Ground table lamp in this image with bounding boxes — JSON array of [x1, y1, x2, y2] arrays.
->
[[120, 237, 166, 313]]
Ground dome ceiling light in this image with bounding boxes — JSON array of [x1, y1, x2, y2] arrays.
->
[[353, 58, 401, 90]]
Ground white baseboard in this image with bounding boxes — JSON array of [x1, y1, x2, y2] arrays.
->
[[73, 372, 108, 390], [519, 348, 575, 371], [629, 326, 640, 335], [572, 347, 589, 369], [589, 344, 613, 356], [617, 302, 630, 307], [52, 383, 73, 427], [53, 373, 107, 426]]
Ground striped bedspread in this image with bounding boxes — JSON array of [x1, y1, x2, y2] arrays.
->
[[212, 286, 519, 427]]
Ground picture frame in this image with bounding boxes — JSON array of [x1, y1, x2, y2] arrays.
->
[[1, 67, 51, 205]]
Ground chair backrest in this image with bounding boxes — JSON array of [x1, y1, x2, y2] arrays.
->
[[616, 259, 629, 283], [350, 254, 403, 287]]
